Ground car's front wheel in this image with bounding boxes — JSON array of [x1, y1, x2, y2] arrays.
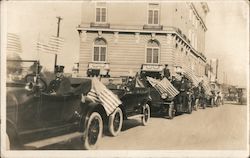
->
[[6, 133, 10, 150], [168, 102, 175, 119], [108, 107, 123, 137], [142, 104, 150, 126], [83, 112, 103, 150], [187, 101, 192, 114]]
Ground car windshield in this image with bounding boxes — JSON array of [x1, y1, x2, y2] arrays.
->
[[7, 60, 39, 83]]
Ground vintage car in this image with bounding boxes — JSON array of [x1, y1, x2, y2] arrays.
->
[[139, 64, 184, 119], [100, 76, 151, 135], [6, 60, 151, 150]]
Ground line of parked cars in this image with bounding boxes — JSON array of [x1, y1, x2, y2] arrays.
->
[[5, 60, 222, 150]]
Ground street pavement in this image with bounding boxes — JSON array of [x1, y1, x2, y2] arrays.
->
[[46, 103, 247, 150]]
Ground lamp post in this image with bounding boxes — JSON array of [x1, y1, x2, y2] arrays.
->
[[54, 16, 63, 73]]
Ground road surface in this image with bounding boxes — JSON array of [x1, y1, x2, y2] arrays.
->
[[46, 103, 247, 150]]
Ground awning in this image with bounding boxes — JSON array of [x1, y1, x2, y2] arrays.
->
[[147, 77, 179, 98]]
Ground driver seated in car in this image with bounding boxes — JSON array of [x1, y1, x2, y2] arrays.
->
[[47, 65, 72, 95]]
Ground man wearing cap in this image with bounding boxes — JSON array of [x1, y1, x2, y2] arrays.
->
[[48, 65, 72, 95], [163, 64, 171, 80]]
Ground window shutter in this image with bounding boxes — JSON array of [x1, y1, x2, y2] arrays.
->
[[96, 8, 101, 22]]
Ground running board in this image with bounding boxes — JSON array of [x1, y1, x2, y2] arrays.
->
[[127, 114, 144, 120], [24, 132, 83, 149]]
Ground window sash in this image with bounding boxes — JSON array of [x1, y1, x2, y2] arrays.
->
[[96, 7, 106, 23], [93, 46, 106, 62], [146, 48, 159, 63], [148, 9, 159, 25]]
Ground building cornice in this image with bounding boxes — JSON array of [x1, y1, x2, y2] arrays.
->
[[190, 3, 208, 32], [77, 26, 207, 62]]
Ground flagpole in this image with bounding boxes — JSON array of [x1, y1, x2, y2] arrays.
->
[[54, 16, 63, 73]]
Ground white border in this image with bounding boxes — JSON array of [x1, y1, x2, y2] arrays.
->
[[1, 0, 249, 158]]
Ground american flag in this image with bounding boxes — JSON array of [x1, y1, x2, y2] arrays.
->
[[7, 33, 22, 54], [183, 65, 200, 87], [147, 77, 179, 98], [202, 77, 212, 95], [87, 78, 122, 115], [37, 35, 64, 55]]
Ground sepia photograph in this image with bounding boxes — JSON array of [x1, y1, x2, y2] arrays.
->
[[1, 0, 249, 157]]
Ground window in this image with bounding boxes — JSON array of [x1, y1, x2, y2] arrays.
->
[[96, 3, 107, 23], [146, 40, 160, 64], [148, 4, 159, 25], [93, 38, 107, 62]]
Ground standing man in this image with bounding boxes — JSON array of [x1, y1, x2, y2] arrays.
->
[[163, 64, 171, 80]]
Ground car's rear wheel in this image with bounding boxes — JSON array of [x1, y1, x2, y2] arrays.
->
[[108, 107, 123, 137], [187, 101, 192, 114], [194, 99, 199, 110], [83, 112, 103, 150], [142, 104, 150, 126], [168, 102, 175, 119]]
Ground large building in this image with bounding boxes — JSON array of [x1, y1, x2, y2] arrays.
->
[[77, 2, 209, 77]]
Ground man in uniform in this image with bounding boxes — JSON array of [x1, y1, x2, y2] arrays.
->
[[179, 77, 188, 106], [163, 64, 171, 80], [47, 65, 72, 95]]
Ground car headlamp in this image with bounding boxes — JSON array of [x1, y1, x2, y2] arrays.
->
[[161, 93, 167, 99]]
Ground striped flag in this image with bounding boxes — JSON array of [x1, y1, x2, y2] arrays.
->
[[146, 77, 179, 98], [183, 65, 200, 87], [37, 35, 64, 54], [202, 77, 212, 95], [87, 78, 122, 115], [160, 78, 179, 97], [7, 33, 22, 54]]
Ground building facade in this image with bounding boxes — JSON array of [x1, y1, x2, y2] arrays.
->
[[77, 2, 209, 77]]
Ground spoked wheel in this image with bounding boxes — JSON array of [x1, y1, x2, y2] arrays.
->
[[83, 112, 103, 150], [168, 102, 175, 119], [108, 107, 123, 137], [187, 101, 192, 114], [194, 99, 199, 110], [142, 104, 150, 126]]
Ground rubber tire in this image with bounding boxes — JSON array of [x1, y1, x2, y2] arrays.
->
[[83, 112, 103, 150], [168, 102, 175, 119], [187, 101, 192, 114], [194, 99, 199, 110], [142, 104, 150, 126], [108, 107, 123, 137], [6, 133, 10, 150]]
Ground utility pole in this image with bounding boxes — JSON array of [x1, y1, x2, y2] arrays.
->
[[54, 16, 63, 73]]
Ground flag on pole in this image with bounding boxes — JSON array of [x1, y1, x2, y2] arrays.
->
[[86, 78, 122, 115], [7, 33, 22, 54], [37, 35, 64, 55]]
